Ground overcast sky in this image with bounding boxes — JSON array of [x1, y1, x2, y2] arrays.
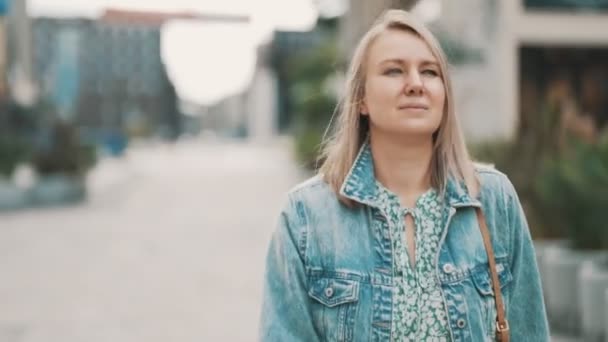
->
[[27, 0, 322, 105]]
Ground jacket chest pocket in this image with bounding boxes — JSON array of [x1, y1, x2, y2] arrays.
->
[[308, 277, 360, 342], [471, 258, 512, 340]]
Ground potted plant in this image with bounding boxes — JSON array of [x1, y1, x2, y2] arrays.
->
[[0, 135, 31, 210], [29, 119, 96, 206], [0, 101, 37, 210]]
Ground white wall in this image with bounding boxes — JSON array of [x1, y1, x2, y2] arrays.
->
[[246, 66, 277, 143]]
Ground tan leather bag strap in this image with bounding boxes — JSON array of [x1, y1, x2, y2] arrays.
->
[[475, 207, 510, 342]]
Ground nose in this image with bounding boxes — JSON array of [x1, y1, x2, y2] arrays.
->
[[403, 70, 424, 96]]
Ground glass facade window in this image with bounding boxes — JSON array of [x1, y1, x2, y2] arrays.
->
[[525, 0, 608, 11], [519, 46, 608, 134]]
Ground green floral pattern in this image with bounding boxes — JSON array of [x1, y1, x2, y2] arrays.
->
[[375, 181, 451, 341]]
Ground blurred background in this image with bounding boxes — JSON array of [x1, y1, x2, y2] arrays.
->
[[0, 0, 607, 341]]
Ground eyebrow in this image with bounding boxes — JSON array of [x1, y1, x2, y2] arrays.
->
[[379, 58, 439, 67]]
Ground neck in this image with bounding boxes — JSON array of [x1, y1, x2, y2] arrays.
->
[[370, 132, 434, 198]]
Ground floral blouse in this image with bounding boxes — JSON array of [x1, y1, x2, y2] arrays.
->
[[375, 181, 452, 341]]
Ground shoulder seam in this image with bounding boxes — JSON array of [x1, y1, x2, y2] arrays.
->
[[288, 175, 326, 195]]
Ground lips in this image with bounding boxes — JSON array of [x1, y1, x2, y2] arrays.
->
[[398, 104, 429, 110]]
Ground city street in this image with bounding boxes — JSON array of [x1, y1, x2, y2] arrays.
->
[[0, 137, 583, 342], [0, 138, 306, 341]]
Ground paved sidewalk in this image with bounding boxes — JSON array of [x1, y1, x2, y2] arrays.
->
[[0, 138, 305, 342]]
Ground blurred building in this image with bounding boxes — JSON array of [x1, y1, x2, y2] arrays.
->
[[199, 24, 326, 139], [340, 0, 420, 57], [498, 0, 608, 140], [32, 9, 252, 141], [198, 44, 276, 141], [5, 0, 37, 106], [0, 0, 8, 100], [429, 0, 608, 141], [435, 0, 608, 141], [203, 92, 248, 138], [245, 43, 278, 142], [32, 11, 181, 140]]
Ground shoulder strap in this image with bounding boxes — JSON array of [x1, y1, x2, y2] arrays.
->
[[475, 207, 510, 342]]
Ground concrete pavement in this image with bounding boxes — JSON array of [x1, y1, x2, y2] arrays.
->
[[0, 138, 306, 342]]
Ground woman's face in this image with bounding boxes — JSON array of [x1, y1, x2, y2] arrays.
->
[[361, 29, 445, 140]]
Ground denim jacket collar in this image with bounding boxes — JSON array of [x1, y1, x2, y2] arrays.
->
[[338, 139, 480, 208]]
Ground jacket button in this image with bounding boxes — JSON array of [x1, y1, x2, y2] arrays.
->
[[442, 263, 455, 274], [457, 318, 467, 328], [324, 287, 334, 298]]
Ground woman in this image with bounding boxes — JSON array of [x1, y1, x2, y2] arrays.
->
[[259, 9, 549, 342]]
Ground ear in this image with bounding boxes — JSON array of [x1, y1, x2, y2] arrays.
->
[[360, 100, 369, 116]]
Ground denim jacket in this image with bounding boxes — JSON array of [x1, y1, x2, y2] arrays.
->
[[259, 144, 550, 341]]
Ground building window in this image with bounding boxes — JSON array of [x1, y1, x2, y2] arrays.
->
[[524, 0, 608, 11], [519, 46, 608, 141]]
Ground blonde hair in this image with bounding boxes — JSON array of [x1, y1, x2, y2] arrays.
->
[[319, 9, 479, 206]]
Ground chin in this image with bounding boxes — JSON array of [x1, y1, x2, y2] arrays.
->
[[370, 119, 440, 139], [393, 121, 439, 136], [396, 128, 437, 137], [378, 126, 437, 139]]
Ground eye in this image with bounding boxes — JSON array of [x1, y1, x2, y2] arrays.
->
[[422, 69, 439, 77], [383, 67, 403, 76]]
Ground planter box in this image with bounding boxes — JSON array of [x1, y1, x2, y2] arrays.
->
[[0, 179, 29, 211], [534, 239, 569, 306], [580, 256, 608, 342], [605, 289, 608, 342], [544, 244, 607, 335], [29, 175, 86, 206]]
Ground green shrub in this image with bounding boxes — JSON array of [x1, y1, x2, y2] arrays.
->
[[288, 38, 339, 169], [32, 120, 97, 177], [0, 135, 30, 177], [535, 139, 608, 250], [470, 102, 569, 240]]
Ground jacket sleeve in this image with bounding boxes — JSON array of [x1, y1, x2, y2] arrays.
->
[[258, 194, 321, 342], [503, 175, 551, 341]]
